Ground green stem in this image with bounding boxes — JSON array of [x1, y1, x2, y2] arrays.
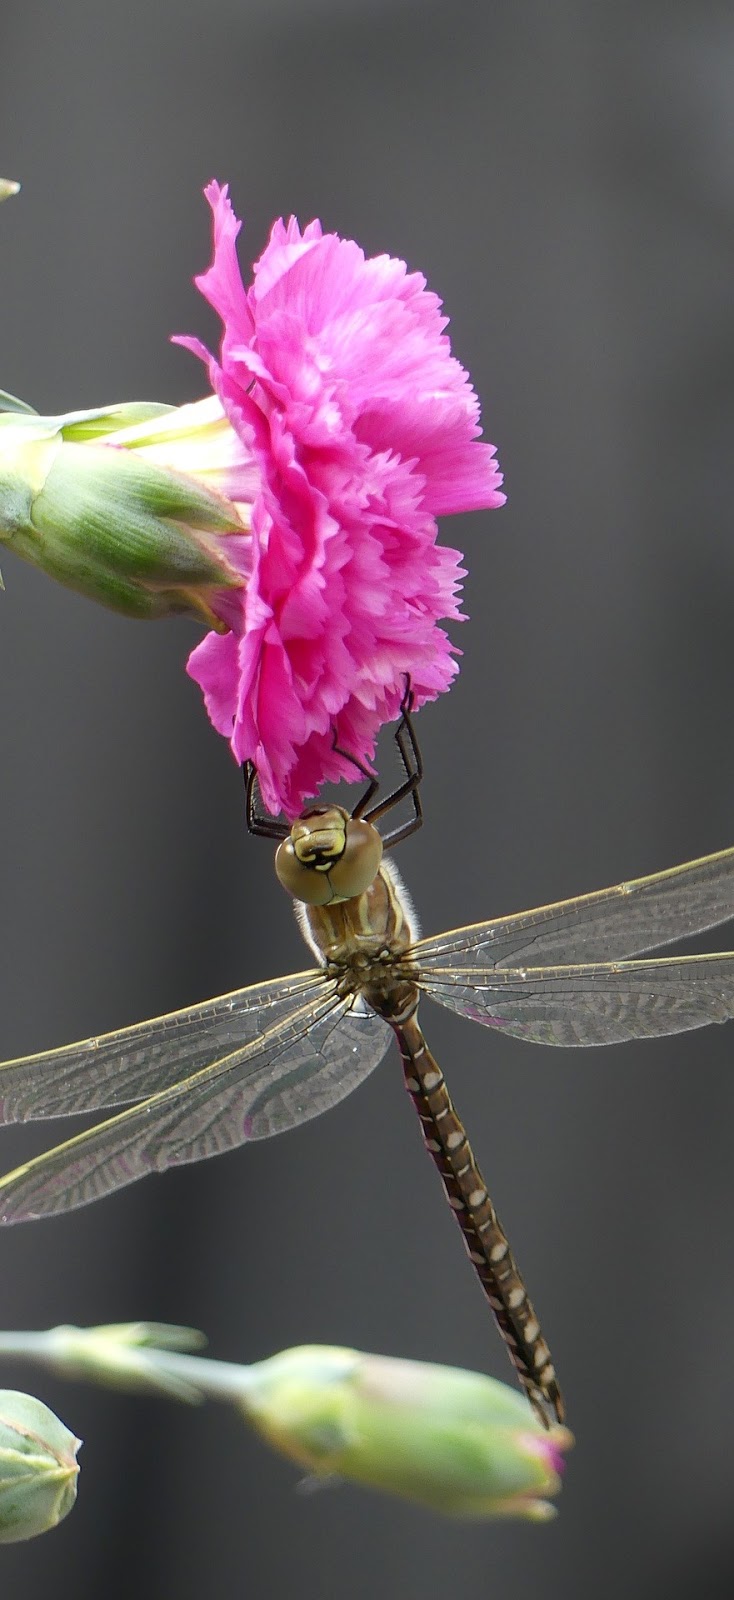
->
[[0, 1331, 51, 1357], [0, 1328, 256, 1405], [123, 1349, 257, 1403]]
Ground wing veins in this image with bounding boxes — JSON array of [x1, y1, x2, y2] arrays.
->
[[414, 844, 734, 969], [0, 985, 348, 1220], [421, 951, 734, 1046], [0, 968, 326, 1122]]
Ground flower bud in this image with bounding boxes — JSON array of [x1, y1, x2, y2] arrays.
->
[[239, 1347, 572, 1520], [0, 179, 20, 204], [0, 1390, 80, 1542], [0, 399, 250, 624]]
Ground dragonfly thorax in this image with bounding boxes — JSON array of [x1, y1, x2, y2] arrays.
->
[[275, 805, 383, 907], [296, 859, 421, 1021]]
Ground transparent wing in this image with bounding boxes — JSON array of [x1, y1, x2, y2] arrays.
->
[[414, 844, 734, 970], [0, 970, 326, 1122], [420, 952, 734, 1046], [0, 993, 392, 1221]]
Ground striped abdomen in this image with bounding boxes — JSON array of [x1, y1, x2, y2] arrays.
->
[[393, 1012, 564, 1427]]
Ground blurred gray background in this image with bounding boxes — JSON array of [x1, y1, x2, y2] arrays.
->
[[1, 1, 733, 1595]]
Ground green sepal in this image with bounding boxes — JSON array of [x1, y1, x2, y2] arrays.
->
[[0, 411, 245, 622], [57, 402, 174, 441], [44, 1323, 209, 1401], [0, 389, 37, 416]]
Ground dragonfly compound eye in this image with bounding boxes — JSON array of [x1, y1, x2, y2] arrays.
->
[[275, 809, 383, 905]]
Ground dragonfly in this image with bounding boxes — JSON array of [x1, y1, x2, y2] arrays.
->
[[1, 705, 734, 1428]]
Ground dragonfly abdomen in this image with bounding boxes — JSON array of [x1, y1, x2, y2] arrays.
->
[[393, 1012, 564, 1429]]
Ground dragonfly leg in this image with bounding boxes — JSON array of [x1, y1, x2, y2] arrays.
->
[[393, 1013, 564, 1429], [365, 680, 424, 847], [330, 733, 380, 819], [244, 679, 423, 841], [330, 677, 423, 841], [243, 763, 290, 840]]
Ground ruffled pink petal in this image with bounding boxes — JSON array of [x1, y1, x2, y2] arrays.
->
[[195, 181, 255, 355], [182, 184, 504, 816]]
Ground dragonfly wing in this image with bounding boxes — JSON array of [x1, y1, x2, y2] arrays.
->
[[0, 994, 391, 1221], [421, 953, 734, 1046], [414, 844, 734, 969], [0, 970, 325, 1122]]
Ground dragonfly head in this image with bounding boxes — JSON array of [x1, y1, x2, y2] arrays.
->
[[275, 805, 383, 905]]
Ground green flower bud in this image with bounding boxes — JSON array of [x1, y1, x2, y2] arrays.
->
[[0, 399, 249, 624], [0, 179, 20, 204], [0, 1390, 80, 1543], [239, 1347, 573, 1520]]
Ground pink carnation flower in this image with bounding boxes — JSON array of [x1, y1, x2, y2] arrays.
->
[[178, 182, 505, 817]]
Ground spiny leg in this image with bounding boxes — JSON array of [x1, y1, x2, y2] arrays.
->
[[331, 677, 423, 840], [330, 735, 380, 819], [243, 763, 290, 840], [364, 681, 423, 846], [244, 678, 423, 840], [394, 1014, 564, 1428]]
